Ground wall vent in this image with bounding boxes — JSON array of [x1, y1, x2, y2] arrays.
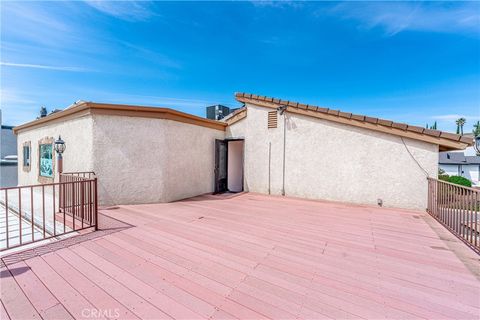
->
[[268, 111, 278, 129]]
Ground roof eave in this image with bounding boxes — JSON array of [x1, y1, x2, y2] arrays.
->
[[13, 102, 227, 134], [236, 95, 469, 152]]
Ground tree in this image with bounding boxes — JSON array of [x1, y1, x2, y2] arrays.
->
[[456, 117, 466, 135], [473, 120, 480, 137], [426, 121, 437, 130]]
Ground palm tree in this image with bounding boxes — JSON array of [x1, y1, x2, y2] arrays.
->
[[473, 120, 480, 137], [456, 117, 466, 135]]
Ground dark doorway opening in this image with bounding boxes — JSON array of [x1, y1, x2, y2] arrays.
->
[[214, 139, 244, 194]]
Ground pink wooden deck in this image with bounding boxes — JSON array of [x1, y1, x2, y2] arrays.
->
[[1, 193, 479, 319]]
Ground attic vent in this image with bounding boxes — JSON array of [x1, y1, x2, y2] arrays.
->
[[268, 111, 277, 129]]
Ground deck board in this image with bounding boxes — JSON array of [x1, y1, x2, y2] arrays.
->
[[1, 193, 479, 319]]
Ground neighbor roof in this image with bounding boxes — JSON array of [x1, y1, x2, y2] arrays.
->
[[439, 152, 480, 165], [235, 92, 471, 151], [13, 101, 227, 133]]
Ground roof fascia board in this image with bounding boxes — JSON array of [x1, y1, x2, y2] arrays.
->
[[13, 104, 91, 134], [224, 108, 247, 125], [13, 102, 227, 134]]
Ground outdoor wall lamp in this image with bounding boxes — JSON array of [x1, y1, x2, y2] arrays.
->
[[474, 135, 480, 155], [54, 135, 66, 173], [276, 105, 288, 115]]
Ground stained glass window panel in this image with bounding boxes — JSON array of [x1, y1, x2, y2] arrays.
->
[[39, 144, 53, 177]]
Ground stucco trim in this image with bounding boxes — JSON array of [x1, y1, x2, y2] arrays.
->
[[37, 137, 55, 184], [13, 102, 227, 134], [22, 141, 31, 172], [224, 108, 247, 125], [236, 96, 469, 151]]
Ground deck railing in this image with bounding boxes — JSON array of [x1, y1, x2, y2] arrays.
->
[[427, 177, 479, 254], [0, 173, 97, 252]]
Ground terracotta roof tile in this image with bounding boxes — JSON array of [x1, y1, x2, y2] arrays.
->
[[423, 128, 442, 137], [377, 119, 393, 126], [351, 114, 365, 121], [365, 116, 378, 124], [339, 112, 352, 118], [460, 135, 473, 143], [235, 92, 469, 148], [440, 132, 460, 141], [392, 122, 408, 130], [407, 125, 425, 134], [288, 101, 298, 107]]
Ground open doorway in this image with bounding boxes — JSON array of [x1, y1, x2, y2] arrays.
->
[[214, 139, 244, 194]]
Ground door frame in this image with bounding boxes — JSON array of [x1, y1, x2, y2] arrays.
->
[[214, 138, 245, 194], [214, 139, 228, 194]]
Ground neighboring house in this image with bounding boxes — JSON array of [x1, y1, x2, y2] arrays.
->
[[1, 110, 18, 187], [12, 93, 470, 210], [439, 152, 480, 186]]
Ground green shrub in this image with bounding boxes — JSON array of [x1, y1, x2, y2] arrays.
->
[[447, 175, 472, 187], [438, 168, 449, 182]]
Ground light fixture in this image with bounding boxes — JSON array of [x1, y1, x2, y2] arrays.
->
[[474, 135, 480, 155], [54, 135, 66, 156], [276, 105, 288, 115], [54, 135, 66, 173]]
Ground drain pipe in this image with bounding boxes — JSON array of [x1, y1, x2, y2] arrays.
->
[[277, 105, 288, 196], [268, 142, 271, 195]]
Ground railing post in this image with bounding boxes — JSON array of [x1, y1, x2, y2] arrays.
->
[[81, 180, 84, 229], [94, 177, 98, 231], [5, 189, 9, 249]]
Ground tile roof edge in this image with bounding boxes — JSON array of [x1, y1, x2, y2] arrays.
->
[[235, 92, 470, 146]]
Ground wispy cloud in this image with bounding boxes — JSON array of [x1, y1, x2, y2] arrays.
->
[[327, 2, 480, 36], [432, 114, 480, 121], [1, 62, 91, 72], [119, 41, 181, 69], [84, 0, 157, 21], [250, 1, 304, 9]]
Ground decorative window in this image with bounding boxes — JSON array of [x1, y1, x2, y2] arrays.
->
[[268, 111, 278, 129], [22, 141, 31, 171], [37, 137, 55, 182], [39, 143, 53, 178]]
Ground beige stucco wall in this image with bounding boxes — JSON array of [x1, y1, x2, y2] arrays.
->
[[16, 115, 94, 186], [92, 114, 224, 205], [227, 104, 439, 211]]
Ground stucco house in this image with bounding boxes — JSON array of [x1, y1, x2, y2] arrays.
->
[[439, 152, 480, 186], [13, 92, 470, 210], [1, 110, 18, 187]]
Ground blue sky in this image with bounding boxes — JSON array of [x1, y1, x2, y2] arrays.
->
[[1, 1, 479, 133]]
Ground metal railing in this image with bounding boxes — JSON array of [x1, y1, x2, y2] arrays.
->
[[0, 173, 97, 252], [427, 177, 479, 254], [61, 171, 96, 179], [59, 172, 97, 228]]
